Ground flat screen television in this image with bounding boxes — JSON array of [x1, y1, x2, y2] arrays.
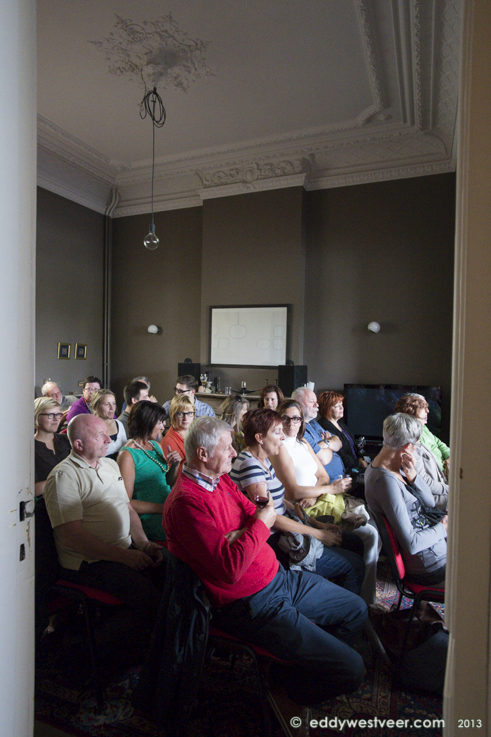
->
[[344, 384, 442, 443]]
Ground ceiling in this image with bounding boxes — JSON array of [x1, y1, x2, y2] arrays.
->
[[37, 0, 463, 217]]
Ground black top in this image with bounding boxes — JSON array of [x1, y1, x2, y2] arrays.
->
[[317, 418, 360, 470], [34, 433, 71, 484]]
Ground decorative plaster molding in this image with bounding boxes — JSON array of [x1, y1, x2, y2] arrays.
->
[[198, 173, 308, 201], [114, 194, 203, 218], [89, 14, 213, 93], [355, 0, 384, 116], [311, 159, 454, 190], [37, 175, 109, 214], [197, 158, 309, 189]]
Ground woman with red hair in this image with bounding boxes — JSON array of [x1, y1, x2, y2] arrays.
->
[[318, 391, 368, 472]]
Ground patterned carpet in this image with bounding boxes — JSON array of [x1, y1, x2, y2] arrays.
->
[[35, 562, 445, 737]]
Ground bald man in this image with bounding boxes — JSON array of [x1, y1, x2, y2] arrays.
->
[[44, 414, 167, 647]]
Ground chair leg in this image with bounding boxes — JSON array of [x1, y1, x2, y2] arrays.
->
[[398, 598, 420, 665], [80, 599, 104, 711]]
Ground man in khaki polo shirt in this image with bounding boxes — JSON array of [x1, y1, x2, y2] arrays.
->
[[44, 413, 166, 649]]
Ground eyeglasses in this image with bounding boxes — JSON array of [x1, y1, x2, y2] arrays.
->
[[281, 416, 302, 424], [174, 387, 192, 395], [40, 413, 64, 420], [176, 411, 196, 418]]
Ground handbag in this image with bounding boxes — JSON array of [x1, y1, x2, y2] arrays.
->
[[340, 494, 370, 530]]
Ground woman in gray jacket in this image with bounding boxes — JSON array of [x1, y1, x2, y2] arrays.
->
[[365, 413, 447, 587]]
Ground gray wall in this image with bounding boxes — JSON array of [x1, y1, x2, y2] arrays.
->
[[36, 187, 105, 396], [304, 175, 455, 439], [111, 207, 202, 408]]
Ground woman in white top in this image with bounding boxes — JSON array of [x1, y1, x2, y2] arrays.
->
[[271, 399, 380, 604], [91, 389, 127, 460]]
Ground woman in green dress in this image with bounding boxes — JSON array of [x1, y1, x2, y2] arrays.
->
[[118, 401, 181, 541]]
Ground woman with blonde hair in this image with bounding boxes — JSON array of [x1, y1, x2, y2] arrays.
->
[[34, 396, 70, 497], [161, 394, 196, 478], [218, 393, 249, 452], [91, 388, 127, 460]]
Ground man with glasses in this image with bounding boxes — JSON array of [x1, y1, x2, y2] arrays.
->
[[163, 374, 215, 418], [41, 380, 78, 412], [66, 376, 102, 423]]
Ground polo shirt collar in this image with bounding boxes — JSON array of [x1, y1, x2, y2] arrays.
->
[[69, 451, 101, 471]]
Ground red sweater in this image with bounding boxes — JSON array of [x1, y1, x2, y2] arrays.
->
[[163, 473, 279, 607]]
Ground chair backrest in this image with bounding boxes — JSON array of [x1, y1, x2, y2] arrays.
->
[[370, 508, 406, 582]]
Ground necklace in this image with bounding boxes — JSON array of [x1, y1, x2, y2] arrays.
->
[[132, 440, 168, 474]]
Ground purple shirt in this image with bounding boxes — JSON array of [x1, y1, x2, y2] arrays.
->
[[66, 396, 91, 423]]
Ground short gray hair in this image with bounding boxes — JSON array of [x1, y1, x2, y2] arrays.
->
[[291, 386, 309, 408], [383, 413, 422, 449], [184, 416, 232, 461]]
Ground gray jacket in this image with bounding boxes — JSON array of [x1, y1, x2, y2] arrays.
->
[[414, 443, 449, 510]]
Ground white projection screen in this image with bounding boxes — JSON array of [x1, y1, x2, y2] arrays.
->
[[210, 305, 288, 367]]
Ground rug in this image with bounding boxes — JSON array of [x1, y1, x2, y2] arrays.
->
[[35, 563, 445, 737]]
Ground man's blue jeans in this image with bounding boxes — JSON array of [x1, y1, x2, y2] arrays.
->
[[213, 565, 367, 705]]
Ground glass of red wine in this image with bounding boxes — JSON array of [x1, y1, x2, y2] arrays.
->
[[254, 483, 269, 508]]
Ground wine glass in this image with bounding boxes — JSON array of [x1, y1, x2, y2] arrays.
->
[[253, 482, 269, 508]]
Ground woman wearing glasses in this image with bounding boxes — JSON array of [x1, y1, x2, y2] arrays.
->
[[162, 395, 196, 479], [118, 401, 181, 541], [218, 393, 249, 452], [34, 396, 70, 498], [271, 399, 379, 604], [34, 396, 72, 640]]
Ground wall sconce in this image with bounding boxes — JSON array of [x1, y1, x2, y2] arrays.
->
[[367, 321, 381, 333], [147, 324, 160, 334]]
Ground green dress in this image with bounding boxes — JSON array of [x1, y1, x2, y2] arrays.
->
[[120, 440, 171, 541]]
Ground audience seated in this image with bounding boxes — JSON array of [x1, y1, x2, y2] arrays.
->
[[41, 380, 78, 411], [257, 383, 284, 410], [163, 374, 215, 418], [44, 414, 167, 649], [365, 413, 447, 587], [161, 394, 195, 479], [66, 376, 102, 423], [91, 388, 127, 461], [121, 375, 158, 412], [118, 401, 180, 542], [317, 391, 368, 472], [218, 393, 249, 452], [163, 415, 367, 705], [292, 387, 347, 481], [230, 408, 365, 596], [117, 380, 149, 435], [271, 400, 379, 604], [394, 394, 449, 510]]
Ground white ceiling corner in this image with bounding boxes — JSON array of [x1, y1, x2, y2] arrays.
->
[[36, 0, 462, 217]]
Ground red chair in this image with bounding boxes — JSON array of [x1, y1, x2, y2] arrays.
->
[[50, 580, 123, 710], [370, 509, 445, 662]]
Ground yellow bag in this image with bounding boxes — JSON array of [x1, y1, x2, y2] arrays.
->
[[303, 493, 346, 524]]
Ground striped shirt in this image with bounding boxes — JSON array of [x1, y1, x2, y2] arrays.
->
[[230, 451, 286, 517]]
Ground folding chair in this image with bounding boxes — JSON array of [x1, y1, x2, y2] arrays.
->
[[370, 509, 445, 663]]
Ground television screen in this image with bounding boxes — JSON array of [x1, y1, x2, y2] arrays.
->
[[344, 384, 442, 442]]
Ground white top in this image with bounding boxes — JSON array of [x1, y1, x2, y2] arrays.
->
[[282, 435, 318, 487], [106, 419, 127, 457]]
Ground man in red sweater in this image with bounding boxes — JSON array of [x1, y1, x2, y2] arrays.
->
[[163, 416, 367, 705]]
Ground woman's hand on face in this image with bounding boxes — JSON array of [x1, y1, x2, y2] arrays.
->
[[401, 448, 417, 482]]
